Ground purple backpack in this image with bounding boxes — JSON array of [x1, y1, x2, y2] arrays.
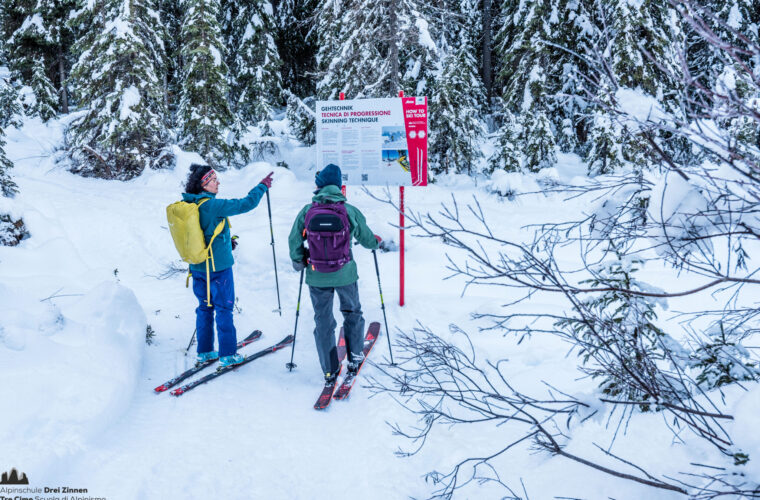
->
[[304, 202, 351, 272]]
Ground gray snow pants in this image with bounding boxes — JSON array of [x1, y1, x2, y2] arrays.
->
[[309, 282, 366, 375]]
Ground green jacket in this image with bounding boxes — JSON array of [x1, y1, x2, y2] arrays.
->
[[288, 185, 379, 287], [182, 183, 268, 273]]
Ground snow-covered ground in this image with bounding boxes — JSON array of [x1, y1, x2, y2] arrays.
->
[[1, 115, 758, 499]]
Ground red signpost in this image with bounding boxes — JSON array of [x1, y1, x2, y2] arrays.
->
[[339, 92, 347, 197], [398, 91, 405, 306]]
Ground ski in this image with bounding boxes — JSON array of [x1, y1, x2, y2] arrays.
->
[[313, 328, 347, 410], [154, 330, 263, 393], [170, 335, 294, 396], [333, 321, 381, 401]]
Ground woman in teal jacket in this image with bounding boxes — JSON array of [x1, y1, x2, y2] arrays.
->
[[183, 164, 273, 367]]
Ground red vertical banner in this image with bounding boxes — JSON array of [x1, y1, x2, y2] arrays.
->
[[401, 96, 428, 186]]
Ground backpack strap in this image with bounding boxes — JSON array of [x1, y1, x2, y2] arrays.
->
[[195, 198, 227, 307]]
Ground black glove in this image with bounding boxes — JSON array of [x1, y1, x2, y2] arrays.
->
[[231, 235, 239, 250], [292, 260, 306, 272]]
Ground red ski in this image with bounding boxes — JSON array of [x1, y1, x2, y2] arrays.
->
[[154, 330, 262, 393], [313, 328, 347, 410], [333, 321, 380, 401], [170, 335, 294, 396]]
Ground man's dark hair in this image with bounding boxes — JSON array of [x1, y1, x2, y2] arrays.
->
[[185, 164, 213, 194]]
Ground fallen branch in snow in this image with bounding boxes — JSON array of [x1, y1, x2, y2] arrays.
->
[[145, 262, 188, 281], [80, 145, 113, 178], [367, 326, 690, 497]]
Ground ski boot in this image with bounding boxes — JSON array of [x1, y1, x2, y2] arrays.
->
[[218, 353, 245, 369], [196, 350, 219, 365]]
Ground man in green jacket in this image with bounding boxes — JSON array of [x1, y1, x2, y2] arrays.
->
[[288, 164, 380, 383]]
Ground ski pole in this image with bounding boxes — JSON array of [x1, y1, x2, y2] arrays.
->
[[266, 189, 282, 316], [286, 268, 305, 371], [372, 249, 395, 365], [185, 329, 196, 355]]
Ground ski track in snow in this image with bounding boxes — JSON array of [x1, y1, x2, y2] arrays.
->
[[0, 116, 733, 499]]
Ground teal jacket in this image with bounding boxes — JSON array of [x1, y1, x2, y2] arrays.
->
[[288, 185, 379, 287], [182, 183, 268, 273]]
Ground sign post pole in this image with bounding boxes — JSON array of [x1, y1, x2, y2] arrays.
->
[[399, 185, 405, 306], [398, 90, 405, 307], [339, 91, 346, 197]]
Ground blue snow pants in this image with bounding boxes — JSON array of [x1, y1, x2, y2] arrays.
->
[[192, 268, 237, 357]]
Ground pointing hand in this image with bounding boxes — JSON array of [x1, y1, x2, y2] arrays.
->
[[260, 172, 274, 188]]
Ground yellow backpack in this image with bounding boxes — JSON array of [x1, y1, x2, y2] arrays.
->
[[166, 198, 227, 306]]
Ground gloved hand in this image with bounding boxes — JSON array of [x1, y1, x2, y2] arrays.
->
[[374, 234, 382, 244], [231, 235, 239, 250], [292, 260, 306, 272], [259, 171, 274, 189]]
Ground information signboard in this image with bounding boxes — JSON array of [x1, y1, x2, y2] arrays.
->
[[315, 97, 428, 186]]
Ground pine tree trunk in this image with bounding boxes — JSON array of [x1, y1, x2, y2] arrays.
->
[[57, 44, 68, 113], [388, 0, 399, 95], [482, 0, 492, 99]]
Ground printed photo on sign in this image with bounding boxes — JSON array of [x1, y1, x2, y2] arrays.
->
[[381, 126, 407, 150], [382, 149, 410, 172]]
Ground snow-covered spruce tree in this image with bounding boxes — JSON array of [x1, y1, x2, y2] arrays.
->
[[685, 0, 757, 93], [284, 89, 316, 145], [68, 0, 172, 179], [313, 0, 347, 100], [690, 322, 760, 391], [555, 257, 683, 410], [5, 0, 56, 118], [492, 0, 593, 157], [158, 0, 182, 121], [0, 85, 26, 245], [585, 81, 626, 176], [492, 0, 557, 172], [0, 127, 17, 198], [520, 65, 557, 172], [429, 47, 485, 175], [40, 0, 78, 113], [5, 0, 47, 79], [275, 0, 317, 97], [1, 0, 36, 79], [178, 0, 243, 168], [0, 79, 22, 129], [603, 0, 682, 102], [315, 0, 437, 99], [552, 0, 595, 154], [0, 77, 19, 197], [582, 0, 687, 175], [487, 105, 521, 172], [221, 0, 282, 126], [705, 1, 760, 162], [428, 0, 485, 176], [29, 55, 57, 120], [5, 0, 77, 115]]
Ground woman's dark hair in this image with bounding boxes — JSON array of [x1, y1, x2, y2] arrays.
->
[[185, 163, 213, 194]]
